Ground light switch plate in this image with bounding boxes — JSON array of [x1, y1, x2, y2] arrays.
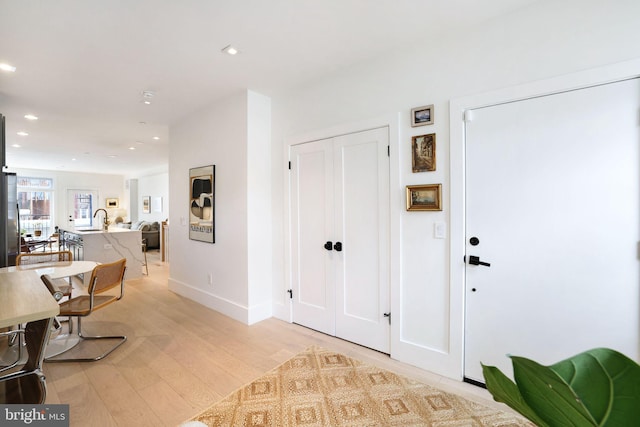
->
[[434, 222, 446, 239]]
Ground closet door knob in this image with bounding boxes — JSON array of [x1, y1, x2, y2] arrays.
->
[[333, 242, 342, 252], [324, 241, 333, 251]]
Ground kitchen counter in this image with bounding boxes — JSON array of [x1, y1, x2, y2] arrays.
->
[[59, 226, 144, 280]]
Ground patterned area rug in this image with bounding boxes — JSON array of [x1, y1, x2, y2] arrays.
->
[[186, 346, 534, 426]]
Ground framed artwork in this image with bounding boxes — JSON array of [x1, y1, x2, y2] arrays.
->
[[152, 197, 163, 213], [412, 133, 436, 172], [411, 104, 434, 127], [189, 165, 215, 243], [406, 184, 442, 211], [142, 196, 151, 214], [106, 198, 119, 208]]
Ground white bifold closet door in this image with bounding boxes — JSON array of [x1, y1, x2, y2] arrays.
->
[[290, 127, 390, 353]]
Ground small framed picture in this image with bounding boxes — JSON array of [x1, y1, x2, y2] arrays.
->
[[411, 133, 436, 172], [106, 198, 119, 208], [406, 184, 442, 211], [142, 196, 151, 214], [411, 104, 434, 127]]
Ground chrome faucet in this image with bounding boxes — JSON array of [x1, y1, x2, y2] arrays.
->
[[93, 208, 110, 230]]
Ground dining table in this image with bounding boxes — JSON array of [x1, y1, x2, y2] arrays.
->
[[0, 260, 98, 359], [0, 270, 60, 330], [0, 269, 60, 368]]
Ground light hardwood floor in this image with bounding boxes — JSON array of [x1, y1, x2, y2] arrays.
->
[[32, 251, 509, 426]]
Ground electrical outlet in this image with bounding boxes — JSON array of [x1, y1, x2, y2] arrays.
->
[[207, 273, 213, 285]]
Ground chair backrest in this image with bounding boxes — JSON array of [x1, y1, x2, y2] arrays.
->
[[14, 285, 59, 399], [16, 250, 73, 265], [40, 274, 65, 302], [89, 258, 126, 295], [0, 317, 51, 403]]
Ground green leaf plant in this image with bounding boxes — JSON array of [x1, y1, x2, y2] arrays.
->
[[482, 348, 640, 426]]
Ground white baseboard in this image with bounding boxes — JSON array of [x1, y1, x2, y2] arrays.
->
[[168, 278, 272, 325]]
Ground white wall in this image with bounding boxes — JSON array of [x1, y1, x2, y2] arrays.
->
[[269, 0, 640, 378], [137, 172, 169, 223], [246, 91, 273, 323], [168, 90, 273, 324], [11, 167, 126, 229], [163, 0, 640, 380]]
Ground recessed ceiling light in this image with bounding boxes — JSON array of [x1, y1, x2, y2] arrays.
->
[[152, 136, 160, 140], [128, 146, 136, 150], [24, 114, 38, 120], [71, 158, 77, 161], [17, 131, 28, 136], [221, 45, 239, 55], [107, 155, 118, 158], [0, 63, 16, 72], [143, 100, 151, 105], [11, 144, 21, 148]]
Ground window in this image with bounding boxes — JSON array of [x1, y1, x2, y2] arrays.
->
[[17, 177, 54, 237]]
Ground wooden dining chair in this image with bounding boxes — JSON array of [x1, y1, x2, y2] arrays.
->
[[44, 258, 127, 363], [16, 250, 75, 298]]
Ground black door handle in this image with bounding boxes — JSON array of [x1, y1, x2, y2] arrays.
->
[[468, 255, 490, 267], [333, 242, 342, 252], [324, 241, 333, 251]]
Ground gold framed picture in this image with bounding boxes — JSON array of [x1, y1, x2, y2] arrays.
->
[[105, 198, 119, 208], [406, 184, 442, 211], [411, 133, 436, 172]]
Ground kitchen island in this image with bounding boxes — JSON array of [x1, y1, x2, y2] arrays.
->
[[59, 226, 144, 280]]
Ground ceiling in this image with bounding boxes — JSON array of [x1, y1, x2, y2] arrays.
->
[[0, 0, 540, 176]]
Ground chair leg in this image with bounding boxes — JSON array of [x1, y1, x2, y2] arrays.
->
[[44, 318, 126, 363], [142, 242, 149, 275]]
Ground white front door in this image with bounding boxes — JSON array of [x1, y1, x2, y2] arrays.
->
[[66, 189, 99, 227], [290, 127, 390, 353], [464, 78, 640, 383]]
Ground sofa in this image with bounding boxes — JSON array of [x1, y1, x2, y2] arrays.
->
[[117, 221, 160, 249]]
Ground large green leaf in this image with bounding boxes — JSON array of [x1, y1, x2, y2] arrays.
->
[[482, 348, 640, 427], [482, 363, 549, 427], [550, 348, 640, 426], [511, 356, 595, 427]]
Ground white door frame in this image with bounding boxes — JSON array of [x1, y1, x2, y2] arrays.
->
[[449, 58, 640, 380], [281, 113, 401, 352]]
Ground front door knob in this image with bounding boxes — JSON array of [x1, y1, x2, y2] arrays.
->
[[468, 255, 490, 267]]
